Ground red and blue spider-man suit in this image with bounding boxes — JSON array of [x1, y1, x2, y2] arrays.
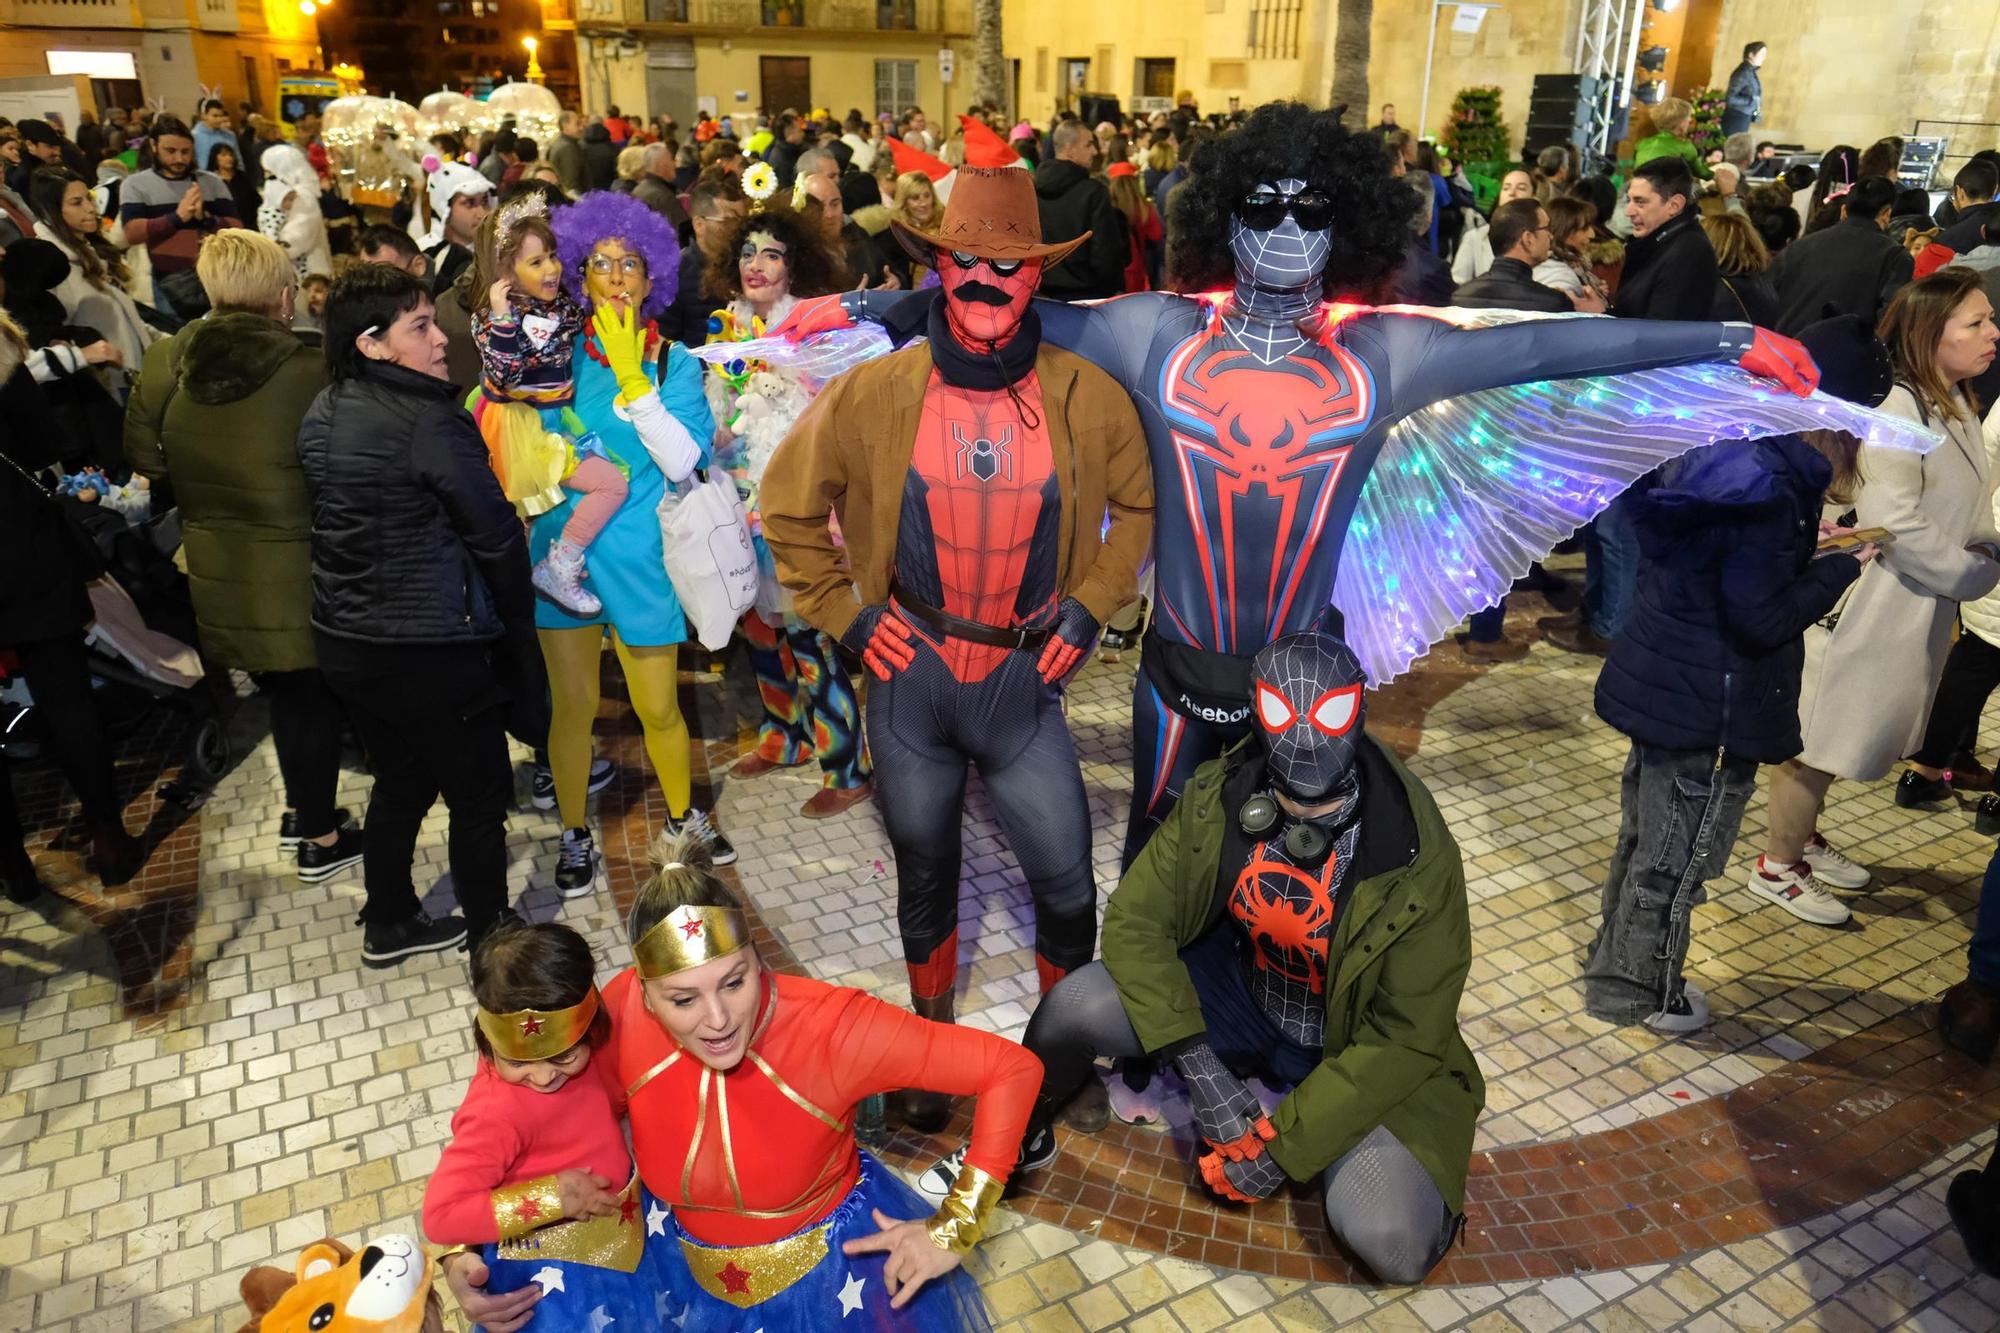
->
[[759, 167, 1153, 1128]]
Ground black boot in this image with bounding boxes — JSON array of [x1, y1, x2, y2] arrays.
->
[[1978, 795, 2000, 837], [91, 823, 146, 888], [1949, 1166, 2000, 1277], [897, 990, 956, 1132], [1940, 979, 2000, 1062]]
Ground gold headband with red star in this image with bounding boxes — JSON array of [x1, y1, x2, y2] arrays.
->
[[633, 904, 750, 980], [477, 987, 601, 1063]]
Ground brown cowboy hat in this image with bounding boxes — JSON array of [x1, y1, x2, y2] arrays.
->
[[889, 165, 1089, 270]]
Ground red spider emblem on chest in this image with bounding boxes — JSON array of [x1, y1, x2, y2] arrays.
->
[[951, 422, 1015, 484], [1230, 849, 1337, 992]]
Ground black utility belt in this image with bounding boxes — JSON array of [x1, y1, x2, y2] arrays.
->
[[890, 584, 1054, 653]]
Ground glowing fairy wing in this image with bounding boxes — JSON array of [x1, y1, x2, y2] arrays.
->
[[1334, 340, 1942, 687], [686, 325, 900, 382]]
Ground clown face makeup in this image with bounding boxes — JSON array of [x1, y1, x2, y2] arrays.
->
[[738, 230, 790, 305], [1229, 177, 1333, 302], [940, 251, 1042, 350], [1249, 632, 1367, 803]]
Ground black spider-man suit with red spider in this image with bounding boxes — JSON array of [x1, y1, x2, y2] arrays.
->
[[758, 167, 1152, 1129]]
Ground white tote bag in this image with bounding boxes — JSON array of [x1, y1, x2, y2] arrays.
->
[[657, 469, 759, 651]]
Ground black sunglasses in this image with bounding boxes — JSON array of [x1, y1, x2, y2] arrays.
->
[[1238, 189, 1335, 231], [948, 250, 1023, 276]]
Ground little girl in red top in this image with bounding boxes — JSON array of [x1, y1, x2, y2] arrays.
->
[[423, 922, 658, 1326]]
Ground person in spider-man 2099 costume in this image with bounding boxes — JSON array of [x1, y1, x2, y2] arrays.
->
[[778, 100, 1830, 869], [757, 166, 1154, 1132], [914, 629, 1486, 1286]]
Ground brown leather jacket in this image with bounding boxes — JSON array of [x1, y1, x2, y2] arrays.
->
[[760, 342, 1154, 641]]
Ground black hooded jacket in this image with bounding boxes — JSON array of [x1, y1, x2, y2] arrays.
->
[[1032, 159, 1128, 302]]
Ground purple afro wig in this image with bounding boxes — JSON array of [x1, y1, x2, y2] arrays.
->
[[551, 190, 681, 320]]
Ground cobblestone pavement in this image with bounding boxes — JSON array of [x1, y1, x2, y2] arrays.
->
[[7, 590, 2000, 1332]]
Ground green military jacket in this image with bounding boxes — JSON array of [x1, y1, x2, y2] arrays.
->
[[1101, 735, 1485, 1212]]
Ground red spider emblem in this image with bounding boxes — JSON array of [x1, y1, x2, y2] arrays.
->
[[951, 423, 1014, 483], [1229, 850, 1337, 992]]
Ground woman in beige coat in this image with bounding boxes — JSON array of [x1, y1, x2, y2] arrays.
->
[[1750, 268, 2000, 924]]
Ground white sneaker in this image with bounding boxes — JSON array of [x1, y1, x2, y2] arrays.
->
[[1746, 859, 1852, 926], [1644, 980, 1710, 1034], [1803, 837, 1871, 890]]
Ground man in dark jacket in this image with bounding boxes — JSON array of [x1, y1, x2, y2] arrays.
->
[[936, 632, 1481, 1285], [1771, 175, 1912, 335], [581, 122, 620, 193], [764, 112, 806, 189], [1034, 122, 1127, 301], [663, 171, 746, 348], [632, 143, 689, 230], [1585, 315, 1885, 1028], [546, 112, 587, 196], [1449, 199, 1572, 313], [1613, 156, 1719, 321], [1722, 41, 1765, 136], [1914, 158, 2000, 280]]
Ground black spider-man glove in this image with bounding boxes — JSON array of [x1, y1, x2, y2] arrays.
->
[[840, 604, 917, 681], [1036, 597, 1100, 684], [1173, 1042, 1275, 1161]]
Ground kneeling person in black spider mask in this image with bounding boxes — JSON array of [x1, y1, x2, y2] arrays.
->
[[920, 630, 1483, 1284]]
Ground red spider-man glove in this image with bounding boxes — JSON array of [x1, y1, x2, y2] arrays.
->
[[1198, 1148, 1287, 1203], [768, 293, 854, 342], [1035, 598, 1100, 684], [840, 604, 917, 681], [1738, 328, 1819, 397]]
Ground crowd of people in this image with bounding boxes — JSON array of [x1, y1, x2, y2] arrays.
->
[[7, 73, 2000, 1322]]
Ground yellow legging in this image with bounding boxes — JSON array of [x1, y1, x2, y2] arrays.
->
[[538, 626, 691, 828]]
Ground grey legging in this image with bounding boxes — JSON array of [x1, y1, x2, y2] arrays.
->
[[1023, 961, 1458, 1284]]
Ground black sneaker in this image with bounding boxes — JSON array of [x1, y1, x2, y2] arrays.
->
[[296, 823, 364, 883], [361, 910, 467, 968], [1896, 769, 1952, 808], [1981, 795, 2000, 837], [531, 758, 619, 811], [1018, 1122, 1058, 1173], [668, 808, 736, 866], [280, 807, 351, 852], [555, 827, 598, 898]]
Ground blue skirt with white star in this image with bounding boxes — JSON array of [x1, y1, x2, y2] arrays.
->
[[477, 1190, 666, 1333], [655, 1150, 994, 1332]]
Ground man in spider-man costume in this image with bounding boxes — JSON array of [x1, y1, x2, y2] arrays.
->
[[779, 101, 1824, 868], [916, 629, 1483, 1284], [759, 167, 1153, 1130]]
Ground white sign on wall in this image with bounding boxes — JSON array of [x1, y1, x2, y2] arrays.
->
[[938, 48, 955, 85]]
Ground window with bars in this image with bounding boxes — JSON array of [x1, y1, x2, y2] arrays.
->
[[1247, 0, 1301, 59], [875, 59, 917, 119]]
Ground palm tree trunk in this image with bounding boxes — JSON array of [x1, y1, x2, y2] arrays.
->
[[1330, 0, 1372, 130], [973, 0, 1007, 113]]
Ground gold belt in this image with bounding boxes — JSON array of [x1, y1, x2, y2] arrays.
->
[[679, 1218, 832, 1309], [494, 1173, 646, 1274]]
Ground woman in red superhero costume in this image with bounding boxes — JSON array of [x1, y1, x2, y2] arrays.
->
[[441, 826, 1041, 1330]]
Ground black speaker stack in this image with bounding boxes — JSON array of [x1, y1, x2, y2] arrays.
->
[[1522, 73, 1600, 158]]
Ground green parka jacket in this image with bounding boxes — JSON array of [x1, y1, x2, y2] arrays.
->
[[124, 313, 324, 673], [1102, 735, 1485, 1213]]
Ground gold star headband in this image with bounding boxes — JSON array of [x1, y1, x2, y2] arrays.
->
[[477, 986, 601, 1063], [633, 903, 751, 980]]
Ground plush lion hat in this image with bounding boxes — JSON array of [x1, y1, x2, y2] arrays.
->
[[238, 1236, 443, 1333]]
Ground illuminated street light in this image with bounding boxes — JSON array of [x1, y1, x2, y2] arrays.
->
[[522, 36, 544, 84]]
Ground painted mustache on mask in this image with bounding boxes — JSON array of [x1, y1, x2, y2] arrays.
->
[[951, 280, 1012, 306]]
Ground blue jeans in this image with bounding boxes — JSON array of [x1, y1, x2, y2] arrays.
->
[[1972, 844, 2000, 988], [1582, 492, 1640, 639], [1584, 740, 1758, 1023]]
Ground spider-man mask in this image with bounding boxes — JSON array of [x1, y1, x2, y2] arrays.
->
[[1229, 177, 1334, 298], [940, 251, 1043, 350], [1249, 632, 1367, 803]]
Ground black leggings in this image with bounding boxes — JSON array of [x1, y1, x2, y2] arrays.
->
[[10, 632, 122, 827], [867, 642, 1096, 998], [1912, 631, 2000, 769], [316, 635, 514, 937], [255, 668, 346, 839]]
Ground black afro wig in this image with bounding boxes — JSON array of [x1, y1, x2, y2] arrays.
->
[[1167, 101, 1418, 302]]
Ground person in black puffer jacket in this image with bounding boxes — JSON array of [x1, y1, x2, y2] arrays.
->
[[298, 263, 545, 969], [582, 123, 620, 193], [1581, 315, 1890, 1034]]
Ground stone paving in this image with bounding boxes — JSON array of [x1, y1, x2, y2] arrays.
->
[[7, 588, 2000, 1331]]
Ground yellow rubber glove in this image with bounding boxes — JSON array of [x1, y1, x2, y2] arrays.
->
[[591, 300, 655, 406]]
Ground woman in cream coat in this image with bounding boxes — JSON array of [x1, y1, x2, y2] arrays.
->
[[1749, 268, 2000, 925]]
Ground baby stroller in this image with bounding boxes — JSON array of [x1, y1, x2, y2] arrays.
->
[[0, 497, 230, 792]]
